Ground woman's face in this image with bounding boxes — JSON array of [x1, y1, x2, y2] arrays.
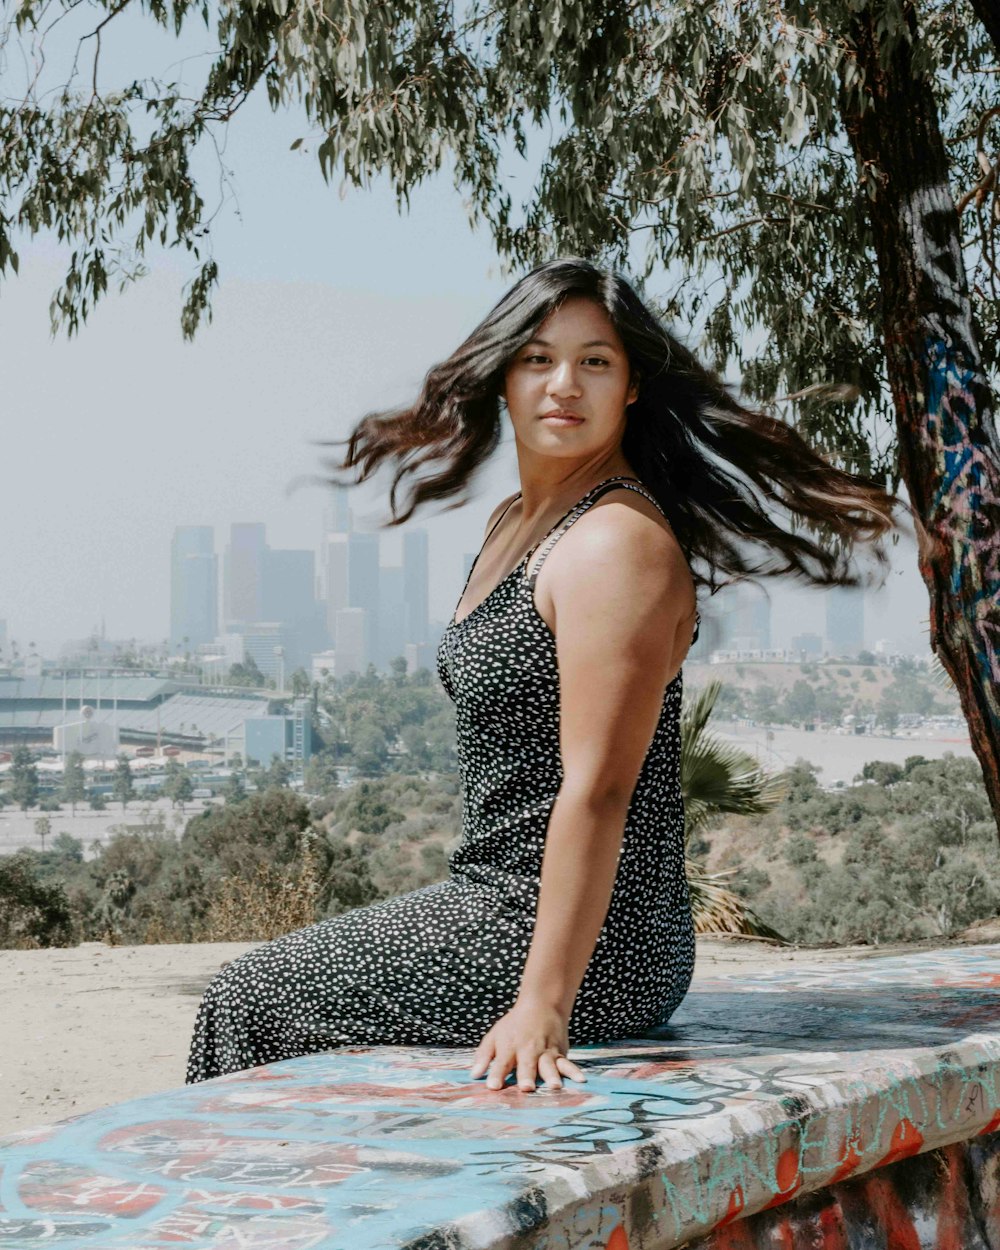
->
[[501, 296, 638, 457]]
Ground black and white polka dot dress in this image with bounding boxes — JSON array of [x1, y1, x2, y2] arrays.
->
[[186, 475, 698, 1083]]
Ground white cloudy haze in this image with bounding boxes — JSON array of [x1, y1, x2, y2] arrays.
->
[[1, 52, 932, 658]]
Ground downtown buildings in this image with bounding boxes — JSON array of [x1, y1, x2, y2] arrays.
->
[[170, 486, 437, 683]]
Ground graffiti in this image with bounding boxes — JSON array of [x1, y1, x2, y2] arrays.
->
[[0, 945, 998, 1248], [898, 181, 1000, 720], [681, 1130, 1000, 1250]]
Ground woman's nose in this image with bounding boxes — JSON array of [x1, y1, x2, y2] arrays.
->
[[546, 361, 581, 396]]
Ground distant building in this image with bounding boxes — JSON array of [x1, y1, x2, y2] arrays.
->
[[378, 565, 408, 668], [334, 608, 367, 676], [0, 674, 270, 751], [170, 526, 217, 652], [790, 632, 824, 658], [223, 523, 267, 628], [323, 533, 349, 641], [261, 548, 325, 670], [323, 483, 352, 536], [405, 639, 441, 675], [244, 704, 313, 770], [403, 528, 430, 644], [310, 650, 337, 681], [53, 705, 120, 759], [348, 532, 380, 661], [240, 622, 290, 682], [826, 586, 865, 655], [687, 581, 769, 660]]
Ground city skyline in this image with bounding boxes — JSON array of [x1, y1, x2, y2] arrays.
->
[[2, 492, 933, 672]]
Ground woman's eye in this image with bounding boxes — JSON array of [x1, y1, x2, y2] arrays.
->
[[585, 357, 610, 366]]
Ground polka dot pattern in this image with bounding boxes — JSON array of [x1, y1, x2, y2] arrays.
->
[[186, 475, 696, 1084]]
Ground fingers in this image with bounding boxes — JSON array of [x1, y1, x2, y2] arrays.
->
[[556, 1055, 587, 1082], [537, 1051, 563, 1089], [486, 1049, 514, 1090], [469, 1037, 495, 1079], [516, 1053, 538, 1093], [474, 1050, 584, 1092]]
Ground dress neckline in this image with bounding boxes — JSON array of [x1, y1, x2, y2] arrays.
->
[[448, 474, 643, 629]]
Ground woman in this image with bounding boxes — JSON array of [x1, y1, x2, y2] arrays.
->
[[186, 257, 903, 1094]]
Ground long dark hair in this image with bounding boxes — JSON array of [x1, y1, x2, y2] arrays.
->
[[318, 256, 907, 594]]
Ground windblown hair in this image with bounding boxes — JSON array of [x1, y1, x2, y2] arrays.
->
[[319, 256, 907, 594]]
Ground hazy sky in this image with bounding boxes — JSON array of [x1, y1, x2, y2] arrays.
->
[[2, 35, 933, 657]]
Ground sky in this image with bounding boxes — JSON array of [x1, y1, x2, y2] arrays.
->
[[1, 20, 933, 658]]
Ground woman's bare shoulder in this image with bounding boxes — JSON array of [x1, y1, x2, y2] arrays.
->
[[482, 489, 521, 538]]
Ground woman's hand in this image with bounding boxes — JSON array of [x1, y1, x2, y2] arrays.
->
[[469, 998, 588, 1092]]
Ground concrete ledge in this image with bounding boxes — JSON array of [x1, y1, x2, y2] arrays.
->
[[1, 944, 998, 1249]]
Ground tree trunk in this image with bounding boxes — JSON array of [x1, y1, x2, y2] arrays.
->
[[837, 2, 1000, 838], [969, 0, 1000, 57]]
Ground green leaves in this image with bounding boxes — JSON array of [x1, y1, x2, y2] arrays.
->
[[0, 0, 996, 473]]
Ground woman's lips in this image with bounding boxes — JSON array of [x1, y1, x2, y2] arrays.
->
[[541, 413, 584, 425]]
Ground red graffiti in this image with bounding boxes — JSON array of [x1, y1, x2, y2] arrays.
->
[[760, 1145, 803, 1210], [979, 1106, 1000, 1135], [875, 1118, 925, 1168], [604, 1225, 629, 1250], [716, 1184, 745, 1226], [829, 1130, 864, 1183], [818, 1202, 850, 1249], [858, 1173, 922, 1250], [933, 1147, 969, 1250]]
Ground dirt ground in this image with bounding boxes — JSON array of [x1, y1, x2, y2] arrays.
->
[[5, 926, 998, 1138]]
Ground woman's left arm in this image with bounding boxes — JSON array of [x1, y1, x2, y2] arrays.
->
[[470, 500, 696, 1092]]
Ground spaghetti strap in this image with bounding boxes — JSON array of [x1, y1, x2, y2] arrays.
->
[[526, 476, 659, 587], [526, 476, 701, 645], [458, 492, 522, 598]]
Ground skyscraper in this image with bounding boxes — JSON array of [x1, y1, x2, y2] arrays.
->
[[826, 586, 865, 655], [348, 531, 380, 664], [402, 528, 429, 644], [223, 523, 266, 628], [170, 526, 217, 651], [379, 564, 408, 667], [323, 533, 349, 641], [262, 549, 325, 669], [323, 482, 352, 536]]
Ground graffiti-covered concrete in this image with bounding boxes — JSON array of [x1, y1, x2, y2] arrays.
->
[[681, 1129, 1000, 1249], [0, 944, 998, 1248]]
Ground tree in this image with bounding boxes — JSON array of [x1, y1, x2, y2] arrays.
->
[[290, 668, 312, 697], [303, 750, 341, 798], [3, 0, 1000, 830], [222, 769, 247, 806], [227, 657, 268, 688], [111, 755, 136, 811], [10, 746, 39, 811], [679, 678, 789, 937], [60, 752, 87, 815], [264, 753, 292, 789], [0, 853, 73, 948], [34, 815, 52, 853], [163, 759, 195, 810], [784, 681, 818, 726]]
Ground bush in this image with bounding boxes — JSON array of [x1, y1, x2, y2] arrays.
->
[[784, 834, 818, 866], [0, 853, 74, 948]]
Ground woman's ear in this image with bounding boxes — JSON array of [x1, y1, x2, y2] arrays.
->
[[627, 372, 640, 406]]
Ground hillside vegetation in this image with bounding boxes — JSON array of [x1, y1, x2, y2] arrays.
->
[[697, 754, 999, 944], [2, 753, 997, 950]]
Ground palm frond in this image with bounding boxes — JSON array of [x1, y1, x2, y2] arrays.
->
[[686, 858, 788, 941], [680, 678, 791, 942]]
